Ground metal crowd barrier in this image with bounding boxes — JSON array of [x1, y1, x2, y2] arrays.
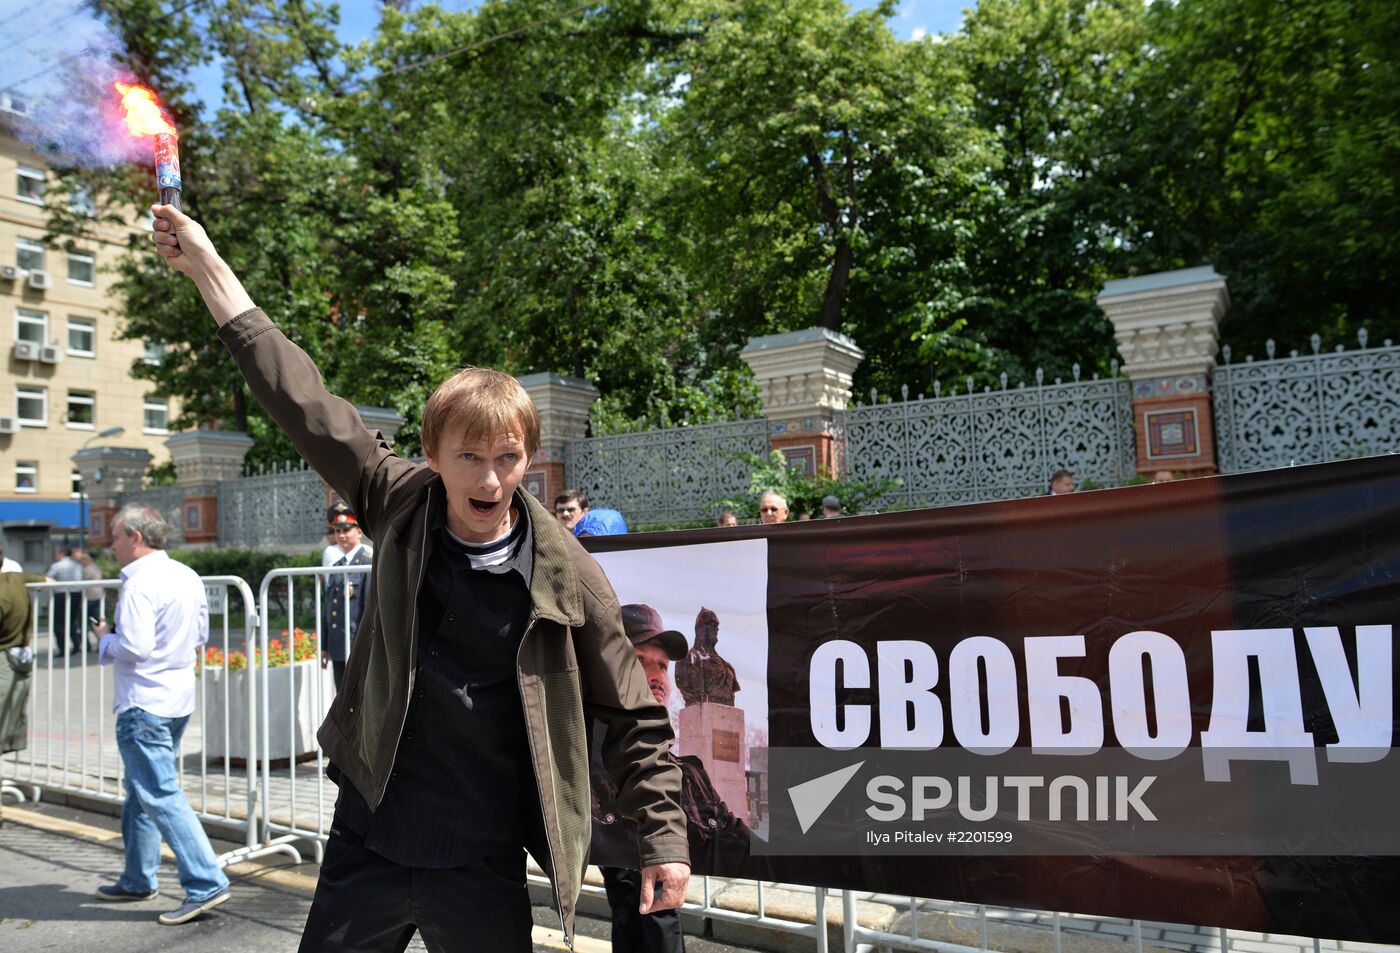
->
[[1, 571, 1352, 953], [0, 576, 298, 867], [251, 563, 370, 865]]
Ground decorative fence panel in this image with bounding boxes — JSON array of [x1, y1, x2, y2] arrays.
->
[[838, 368, 1137, 509], [121, 484, 188, 547], [566, 418, 771, 526], [1213, 331, 1400, 474], [218, 464, 326, 549]]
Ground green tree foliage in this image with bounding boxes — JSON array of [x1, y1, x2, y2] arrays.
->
[[39, 0, 1399, 461], [1100, 0, 1400, 355]]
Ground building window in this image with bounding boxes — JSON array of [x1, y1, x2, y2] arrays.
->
[[143, 398, 169, 434], [16, 237, 45, 272], [16, 165, 44, 203], [71, 469, 82, 500], [15, 461, 37, 493], [69, 187, 96, 216], [67, 316, 96, 356], [15, 385, 46, 426], [66, 390, 95, 429], [1, 93, 31, 116], [143, 339, 166, 365], [15, 308, 48, 344], [67, 252, 95, 285]]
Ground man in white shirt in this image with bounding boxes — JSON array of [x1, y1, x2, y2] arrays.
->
[[0, 542, 21, 573], [93, 505, 231, 925]]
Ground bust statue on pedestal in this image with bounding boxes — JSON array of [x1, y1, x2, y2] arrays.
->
[[675, 607, 740, 707]]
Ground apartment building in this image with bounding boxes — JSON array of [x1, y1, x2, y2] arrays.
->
[[0, 94, 175, 571]]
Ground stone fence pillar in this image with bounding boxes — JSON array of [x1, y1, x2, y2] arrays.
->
[[356, 405, 406, 447], [72, 447, 153, 548], [1098, 266, 1230, 476], [740, 328, 865, 476], [165, 430, 255, 545], [516, 373, 600, 506]]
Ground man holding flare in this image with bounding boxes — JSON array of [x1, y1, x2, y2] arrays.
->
[[148, 203, 689, 952]]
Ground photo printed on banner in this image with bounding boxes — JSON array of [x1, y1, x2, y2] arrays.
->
[[590, 538, 770, 869]]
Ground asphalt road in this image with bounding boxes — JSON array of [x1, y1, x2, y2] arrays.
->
[[0, 801, 760, 953]]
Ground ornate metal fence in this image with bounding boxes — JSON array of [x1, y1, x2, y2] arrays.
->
[[120, 484, 187, 547], [1213, 330, 1400, 474], [838, 366, 1138, 509], [565, 418, 770, 526], [217, 462, 326, 549]]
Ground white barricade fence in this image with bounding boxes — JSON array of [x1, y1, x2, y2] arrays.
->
[[253, 563, 370, 865], [2, 570, 1357, 953], [0, 575, 298, 868]]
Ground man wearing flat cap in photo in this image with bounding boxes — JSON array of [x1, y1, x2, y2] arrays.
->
[[593, 603, 751, 953], [321, 502, 371, 691]]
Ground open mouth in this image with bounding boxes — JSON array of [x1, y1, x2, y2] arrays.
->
[[469, 498, 499, 515]]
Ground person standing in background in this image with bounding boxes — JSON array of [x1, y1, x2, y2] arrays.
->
[[320, 503, 371, 691], [1, 567, 51, 827]]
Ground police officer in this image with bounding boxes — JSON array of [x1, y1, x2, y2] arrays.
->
[[320, 502, 371, 691]]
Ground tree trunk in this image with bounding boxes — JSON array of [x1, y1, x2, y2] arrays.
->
[[819, 236, 853, 330]]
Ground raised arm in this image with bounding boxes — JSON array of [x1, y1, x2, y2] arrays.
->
[[149, 204, 255, 326], [148, 203, 424, 538]]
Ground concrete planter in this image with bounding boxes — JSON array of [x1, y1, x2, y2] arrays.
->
[[201, 660, 332, 765]]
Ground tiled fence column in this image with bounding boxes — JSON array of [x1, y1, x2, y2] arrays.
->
[[1098, 266, 1230, 476], [165, 430, 255, 545], [740, 328, 865, 476], [71, 447, 153, 547], [516, 373, 600, 505]]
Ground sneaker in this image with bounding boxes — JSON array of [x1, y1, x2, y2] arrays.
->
[[157, 891, 230, 925], [96, 883, 159, 902]]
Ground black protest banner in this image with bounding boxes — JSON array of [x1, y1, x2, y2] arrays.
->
[[584, 455, 1400, 941]]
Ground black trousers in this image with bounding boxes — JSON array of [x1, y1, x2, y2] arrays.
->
[[331, 660, 347, 692], [51, 593, 84, 654], [298, 826, 533, 952], [601, 866, 686, 953]]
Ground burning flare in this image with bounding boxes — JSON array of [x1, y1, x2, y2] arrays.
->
[[114, 82, 176, 137], [114, 81, 183, 211]]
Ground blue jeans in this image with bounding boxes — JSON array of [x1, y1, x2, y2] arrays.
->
[[115, 708, 229, 902]]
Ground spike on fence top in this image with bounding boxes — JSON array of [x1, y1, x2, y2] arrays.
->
[[1246, 355, 1254, 362], [1358, 328, 1369, 348], [1110, 358, 1120, 377], [1222, 344, 1232, 364], [999, 372, 1009, 390], [933, 380, 942, 397], [1266, 339, 1277, 359], [1055, 377, 1062, 385], [1036, 368, 1044, 385], [1018, 382, 1026, 389], [1335, 344, 1345, 353], [1092, 372, 1100, 380], [966, 376, 974, 395], [901, 383, 909, 401], [1072, 363, 1082, 381], [1291, 350, 1299, 358], [870, 387, 878, 404], [1311, 334, 1322, 354]]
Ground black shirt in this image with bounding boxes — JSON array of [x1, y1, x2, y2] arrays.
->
[[332, 501, 539, 867]]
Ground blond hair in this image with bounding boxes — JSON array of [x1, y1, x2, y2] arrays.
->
[[420, 367, 541, 458]]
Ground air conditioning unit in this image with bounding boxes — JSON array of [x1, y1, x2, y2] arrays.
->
[[0, 265, 21, 281], [40, 343, 64, 364], [0, 415, 17, 434], [13, 340, 41, 361], [27, 270, 51, 290]]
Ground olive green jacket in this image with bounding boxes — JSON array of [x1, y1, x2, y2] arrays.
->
[[217, 309, 687, 943]]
